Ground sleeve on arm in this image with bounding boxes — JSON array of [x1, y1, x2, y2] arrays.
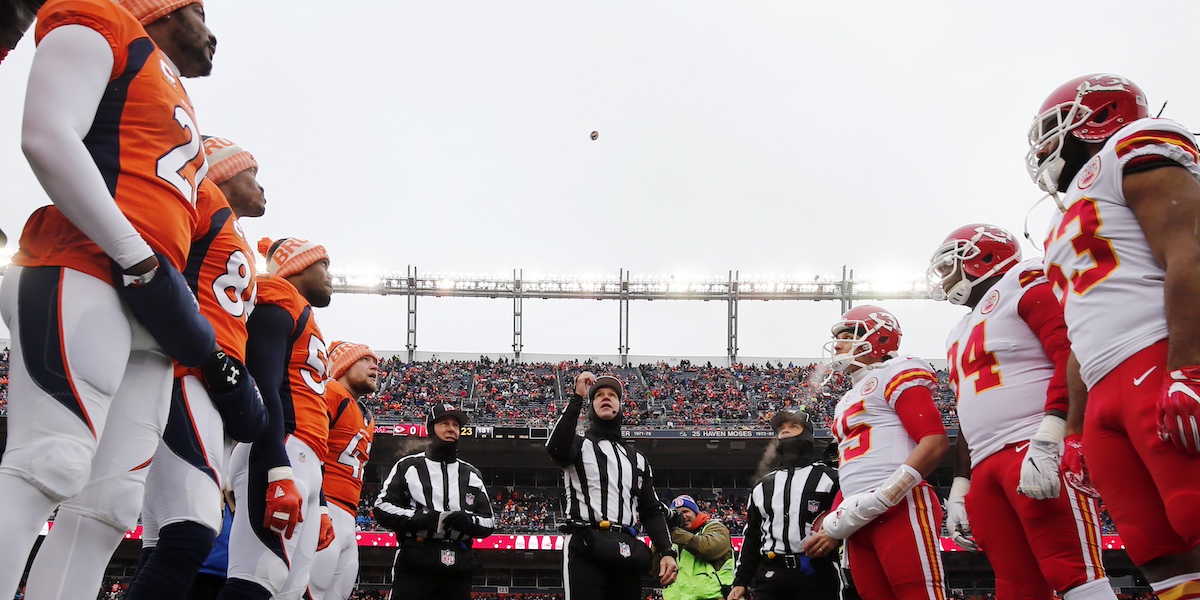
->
[[465, 468, 496, 538], [732, 492, 764, 587], [21, 24, 153, 269], [373, 461, 419, 532], [893, 384, 947, 443], [638, 463, 673, 553], [684, 520, 732, 562], [244, 304, 293, 469], [546, 394, 584, 468], [1115, 125, 1200, 177], [1017, 282, 1071, 414]]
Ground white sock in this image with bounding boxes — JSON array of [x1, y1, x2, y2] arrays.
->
[[1065, 578, 1118, 600], [1150, 572, 1200, 600], [25, 509, 125, 599], [0, 472, 63, 599]]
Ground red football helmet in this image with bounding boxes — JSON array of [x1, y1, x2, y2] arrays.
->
[[823, 305, 902, 372], [928, 224, 1021, 305], [1027, 73, 1149, 193]]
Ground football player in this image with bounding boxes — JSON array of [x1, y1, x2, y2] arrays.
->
[[0, 0, 217, 597], [1028, 73, 1200, 600], [218, 237, 334, 600], [930, 224, 1116, 600], [126, 137, 271, 599], [309, 341, 379, 600], [806, 306, 950, 600]]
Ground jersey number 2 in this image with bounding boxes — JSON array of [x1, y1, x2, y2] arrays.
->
[[156, 105, 208, 206]]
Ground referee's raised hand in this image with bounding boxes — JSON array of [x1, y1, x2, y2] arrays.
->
[[575, 371, 597, 397]]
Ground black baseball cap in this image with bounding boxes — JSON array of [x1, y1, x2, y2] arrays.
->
[[769, 409, 811, 433], [426, 403, 469, 432]]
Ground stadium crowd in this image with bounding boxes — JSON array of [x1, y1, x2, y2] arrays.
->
[[243, 355, 960, 429]]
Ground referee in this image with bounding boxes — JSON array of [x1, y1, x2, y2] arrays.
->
[[547, 371, 679, 600], [374, 404, 495, 600], [729, 410, 841, 600]]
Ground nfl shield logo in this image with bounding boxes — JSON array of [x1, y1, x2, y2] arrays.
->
[[465, 493, 475, 506], [807, 500, 821, 513], [441, 549, 456, 567], [618, 542, 631, 558]]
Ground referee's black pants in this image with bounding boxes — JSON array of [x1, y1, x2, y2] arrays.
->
[[563, 534, 643, 600], [750, 555, 840, 600], [391, 563, 473, 600]]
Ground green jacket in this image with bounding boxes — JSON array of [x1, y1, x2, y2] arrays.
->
[[655, 516, 734, 600]]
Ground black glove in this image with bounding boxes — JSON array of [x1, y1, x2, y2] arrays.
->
[[408, 509, 439, 533], [201, 351, 268, 443], [665, 508, 684, 529], [201, 350, 244, 393], [443, 511, 474, 533]]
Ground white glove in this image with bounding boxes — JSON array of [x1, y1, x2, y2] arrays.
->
[[945, 477, 978, 552], [1017, 415, 1065, 499], [823, 464, 921, 540]]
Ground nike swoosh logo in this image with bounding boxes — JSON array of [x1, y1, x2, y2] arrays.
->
[[1015, 442, 1030, 453], [1134, 366, 1157, 387]]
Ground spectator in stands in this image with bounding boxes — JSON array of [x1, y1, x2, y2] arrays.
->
[[657, 494, 734, 600]]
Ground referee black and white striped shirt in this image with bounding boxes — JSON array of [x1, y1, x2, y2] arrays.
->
[[545, 393, 674, 552], [374, 450, 496, 541], [736, 461, 839, 571]]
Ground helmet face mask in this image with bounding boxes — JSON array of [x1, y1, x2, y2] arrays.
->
[[822, 306, 901, 372], [927, 225, 1021, 305], [1026, 73, 1149, 193]]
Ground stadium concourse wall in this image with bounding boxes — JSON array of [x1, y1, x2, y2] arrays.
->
[[378, 349, 950, 369]]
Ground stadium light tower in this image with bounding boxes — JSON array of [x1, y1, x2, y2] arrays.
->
[[328, 266, 931, 364]]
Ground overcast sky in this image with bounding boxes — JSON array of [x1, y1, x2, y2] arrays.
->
[[2, 1, 1199, 362]]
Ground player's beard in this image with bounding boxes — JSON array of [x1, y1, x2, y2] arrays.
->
[[1056, 135, 1095, 192]]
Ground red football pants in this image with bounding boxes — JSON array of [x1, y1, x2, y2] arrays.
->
[[847, 483, 946, 600], [967, 443, 1106, 599], [1085, 340, 1200, 565]]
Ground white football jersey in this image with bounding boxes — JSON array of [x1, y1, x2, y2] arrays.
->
[[946, 258, 1053, 467], [1043, 118, 1200, 388], [832, 355, 939, 497]]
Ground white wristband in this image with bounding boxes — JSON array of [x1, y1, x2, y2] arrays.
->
[[267, 466, 294, 483], [949, 476, 971, 500], [1034, 414, 1067, 444]]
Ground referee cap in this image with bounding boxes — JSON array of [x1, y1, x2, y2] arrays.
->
[[426, 403, 469, 432], [589, 375, 624, 401]]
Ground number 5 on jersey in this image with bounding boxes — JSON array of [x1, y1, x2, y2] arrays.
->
[[948, 321, 1002, 396]]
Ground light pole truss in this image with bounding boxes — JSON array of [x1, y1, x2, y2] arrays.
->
[[331, 267, 932, 363]]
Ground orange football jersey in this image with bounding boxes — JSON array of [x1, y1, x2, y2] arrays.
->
[[174, 180, 257, 378], [15, 0, 206, 281], [255, 275, 329, 456], [322, 378, 375, 515]]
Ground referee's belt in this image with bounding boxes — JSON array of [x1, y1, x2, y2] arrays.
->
[[764, 552, 815, 573], [561, 520, 638, 536]]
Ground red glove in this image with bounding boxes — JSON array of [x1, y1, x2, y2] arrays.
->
[[316, 507, 335, 551], [264, 467, 304, 538], [1159, 367, 1200, 455], [1061, 434, 1099, 498]]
